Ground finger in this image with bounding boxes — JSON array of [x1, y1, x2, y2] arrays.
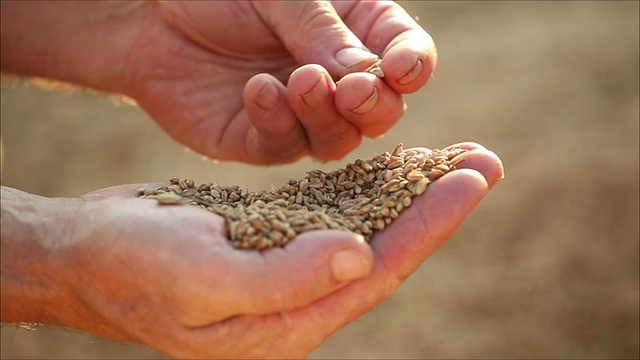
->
[[450, 145, 506, 189], [446, 141, 487, 152], [372, 168, 489, 279], [243, 73, 309, 164], [182, 230, 373, 326], [409, 143, 505, 189], [287, 64, 362, 160], [333, 1, 437, 92], [335, 72, 406, 138], [167, 147, 505, 358], [160, 312, 311, 359], [267, 149, 503, 352], [363, 146, 504, 287], [378, 29, 437, 94], [252, 1, 380, 79]]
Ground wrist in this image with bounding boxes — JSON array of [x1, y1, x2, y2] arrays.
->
[[0, 1, 150, 93], [0, 187, 82, 327]]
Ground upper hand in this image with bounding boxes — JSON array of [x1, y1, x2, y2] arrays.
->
[[123, 1, 436, 164]]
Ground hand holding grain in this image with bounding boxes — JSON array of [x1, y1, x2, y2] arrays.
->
[[0, 143, 502, 358]]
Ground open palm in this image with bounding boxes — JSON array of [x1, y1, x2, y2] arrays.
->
[[65, 143, 502, 358]]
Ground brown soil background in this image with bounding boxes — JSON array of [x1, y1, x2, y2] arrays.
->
[[1, 2, 638, 359]]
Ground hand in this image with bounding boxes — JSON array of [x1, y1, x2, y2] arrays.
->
[[1, 143, 502, 358], [124, 1, 436, 164], [1, 1, 436, 164]]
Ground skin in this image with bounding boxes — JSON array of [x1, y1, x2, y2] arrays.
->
[[1, 144, 504, 358], [1, 1, 506, 358], [1, 1, 436, 164]]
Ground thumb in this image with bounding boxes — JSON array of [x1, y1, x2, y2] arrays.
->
[[182, 230, 374, 326], [252, 1, 378, 78]]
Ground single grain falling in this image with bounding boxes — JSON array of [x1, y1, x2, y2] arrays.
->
[[138, 144, 466, 250]]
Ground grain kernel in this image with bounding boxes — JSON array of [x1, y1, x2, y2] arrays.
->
[[137, 144, 464, 250]]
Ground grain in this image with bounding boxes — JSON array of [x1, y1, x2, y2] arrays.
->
[[365, 59, 385, 78], [138, 144, 466, 250]]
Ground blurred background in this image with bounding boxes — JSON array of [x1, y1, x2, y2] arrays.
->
[[1, 1, 638, 359]]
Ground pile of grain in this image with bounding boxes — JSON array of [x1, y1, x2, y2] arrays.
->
[[138, 144, 466, 250]]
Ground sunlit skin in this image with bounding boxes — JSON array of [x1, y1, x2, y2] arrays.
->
[[2, 1, 436, 164], [1, 1, 505, 358], [2, 144, 503, 358]]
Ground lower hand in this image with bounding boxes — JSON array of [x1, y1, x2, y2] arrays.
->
[[45, 143, 502, 358]]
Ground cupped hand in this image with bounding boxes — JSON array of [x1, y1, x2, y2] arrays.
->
[[55, 143, 503, 358], [123, 1, 435, 164]]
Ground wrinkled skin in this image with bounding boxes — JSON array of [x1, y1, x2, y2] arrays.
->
[[2, 1, 436, 163], [121, 1, 437, 164], [1, 1, 505, 358], [45, 144, 502, 358]]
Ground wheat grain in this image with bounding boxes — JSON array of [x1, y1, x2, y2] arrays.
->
[[138, 144, 466, 250]]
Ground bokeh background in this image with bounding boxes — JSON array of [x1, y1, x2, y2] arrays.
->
[[1, 1, 638, 359]]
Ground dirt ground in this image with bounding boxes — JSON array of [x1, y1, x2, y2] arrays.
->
[[1, 1, 638, 359]]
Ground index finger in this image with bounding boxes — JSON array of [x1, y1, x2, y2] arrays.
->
[[280, 146, 503, 351]]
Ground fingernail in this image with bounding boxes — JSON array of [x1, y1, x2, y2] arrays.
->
[[351, 86, 378, 114], [398, 59, 423, 85], [300, 74, 330, 109], [335, 47, 379, 71], [331, 249, 372, 282], [254, 80, 278, 110]]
